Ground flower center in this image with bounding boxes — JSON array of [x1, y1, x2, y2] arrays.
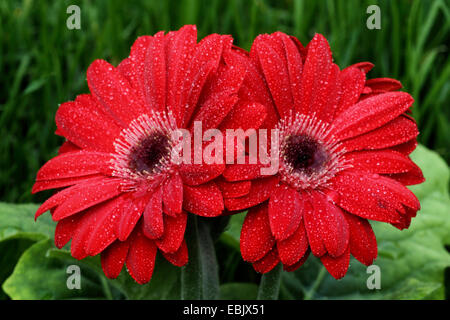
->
[[277, 113, 349, 190], [128, 132, 171, 174], [111, 111, 179, 190], [283, 135, 329, 174]]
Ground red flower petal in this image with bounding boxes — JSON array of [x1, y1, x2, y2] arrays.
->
[[392, 206, 417, 230], [344, 213, 377, 266], [183, 182, 224, 217], [101, 239, 130, 279], [67, 196, 124, 258], [58, 141, 80, 154], [286, 35, 306, 61], [311, 192, 349, 258], [87, 59, 147, 125], [116, 57, 133, 81], [349, 62, 374, 73], [216, 178, 251, 198], [182, 34, 231, 126], [365, 77, 402, 93], [55, 94, 122, 153], [156, 211, 187, 253], [162, 239, 189, 267], [84, 196, 125, 256], [252, 247, 280, 274], [340, 115, 419, 152], [224, 176, 278, 211], [391, 139, 418, 156], [165, 25, 197, 125], [220, 101, 267, 132], [268, 184, 302, 240], [162, 172, 183, 216], [277, 219, 309, 266], [282, 249, 310, 272], [252, 34, 293, 118], [127, 35, 153, 102], [334, 66, 366, 117], [297, 34, 333, 117], [191, 94, 239, 132], [32, 174, 103, 194], [179, 162, 225, 186], [35, 151, 111, 181], [144, 31, 166, 113], [116, 194, 149, 241], [240, 204, 275, 263], [344, 149, 421, 175], [239, 56, 279, 129], [320, 246, 350, 279], [143, 187, 164, 239], [332, 92, 414, 140], [376, 175, 420, 210], [387, 168, 425, 186], [125, 229, 157, 284], [273, 32, 303, 112], [222, 159, 268, 182], [191, 49, 248, 131], [34, 176, 103, 219], [316, 63, 341, 123], [70, 216, 93, 260], [51, 178, 122, 221], [182, 59, 218, 127], [55, 215, 83, 249], [331, 170, 419, 223], [303, 194, 326, 257]]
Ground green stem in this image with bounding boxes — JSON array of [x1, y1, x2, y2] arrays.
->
[[257, 263, 283, 300], [181, 216, 220, 300], [304, 266, 326, 300], [197, 220, 220, 299], [99, 275, 113, 300]]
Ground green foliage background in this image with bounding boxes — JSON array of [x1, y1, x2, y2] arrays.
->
[[0, 0, 449, 300]]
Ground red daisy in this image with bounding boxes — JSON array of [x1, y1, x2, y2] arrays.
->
[[223, 32, 424, 278], [32, 25, 249, 284]]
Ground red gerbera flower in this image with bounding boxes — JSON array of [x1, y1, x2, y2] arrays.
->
[[223, 32, 424, 278], [32, 25, 248, 284]]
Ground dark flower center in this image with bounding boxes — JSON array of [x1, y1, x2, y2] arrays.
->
[[129, 132, 170, 174], [283, 135, 329, 174]]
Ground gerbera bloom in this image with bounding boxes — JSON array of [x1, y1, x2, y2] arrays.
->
[[32, 25, 249, 284], [223, 32, 424, 278]]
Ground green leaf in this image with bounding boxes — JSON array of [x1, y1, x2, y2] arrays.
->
[[2, 239, 104, 299], [219, 211, 246, 251], [0, 239, 35, 299], [0, 202, 54, 242], [5, 240, 183, 300], [0, 202, 56, 298], [282, 145, 450, 300], [408, 145, 449, 201]]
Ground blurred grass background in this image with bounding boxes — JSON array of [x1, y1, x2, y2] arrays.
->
[[0, 0, 449, 203]]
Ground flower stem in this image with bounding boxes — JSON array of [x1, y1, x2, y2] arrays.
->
[[257, 263, 283, 300], [304, 266, 326, 300], [99, 275, 113, 300], [181, 216, 220, 300]]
